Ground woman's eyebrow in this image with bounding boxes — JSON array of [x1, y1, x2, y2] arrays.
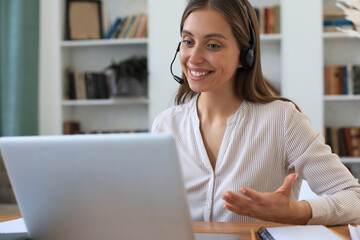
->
[[182, 29, 227, 40]]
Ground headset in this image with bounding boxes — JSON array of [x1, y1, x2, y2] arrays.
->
[[170, 0, 256, 84]]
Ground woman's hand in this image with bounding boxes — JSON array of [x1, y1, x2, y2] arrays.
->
[[221, 173, 312, 224]]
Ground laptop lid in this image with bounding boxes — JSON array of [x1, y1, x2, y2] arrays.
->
[[0, 133, 194, 240]]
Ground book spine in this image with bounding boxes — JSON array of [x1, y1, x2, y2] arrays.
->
[[68, 71, 76, 100]]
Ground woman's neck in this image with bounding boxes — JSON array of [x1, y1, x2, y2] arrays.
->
[[197, 90, 242, 123]]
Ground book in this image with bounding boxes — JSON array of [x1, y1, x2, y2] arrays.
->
[[273, 5, 281, 34], [85, 72, 94, 99], [63, 121, 80, 134], [104, 17, 121, 39], [350, 127, 360, 157], [122, 14, 137, 38], [254, 5, 280, 34], [68, 71, 76, 100], [127, 13, 143, 38], [74, 72, 86, 100], [347, 64, 354, 95], [353, 65, 360, 94], [112, 17, 126, 38], [338, 127, 347, 156], [331, 127, 340, 155], [91, 73, 100, 99], [117, 15, 133, 38], [259, 8, 266, 34], [257, 225, 342, 240], [344, 127, 353, 157], [97, 73, 109, 99], [134, 14, 148, 38]]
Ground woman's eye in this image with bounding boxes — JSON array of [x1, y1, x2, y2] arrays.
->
[[182, 40, 193, 47], [208, 43, 220, 50]]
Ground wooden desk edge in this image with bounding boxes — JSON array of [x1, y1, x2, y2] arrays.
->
[[0, 216, 350, 239]]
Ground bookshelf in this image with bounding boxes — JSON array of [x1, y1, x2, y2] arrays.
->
[[51, 0, 149, 134], [323, 0, 360, 168]]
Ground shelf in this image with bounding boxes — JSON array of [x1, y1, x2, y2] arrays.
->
[[323, 32, 360, 40], [62, 97, 149, 106], [260, 33, 282, 41], [341, 157, 360, 164], [324, 95, 360, 101], [60, 38, 148, 47]]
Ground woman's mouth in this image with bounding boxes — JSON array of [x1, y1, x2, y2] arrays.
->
[[188, 68, 212, 80]]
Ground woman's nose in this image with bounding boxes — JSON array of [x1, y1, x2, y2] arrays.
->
[[189, 46, 205, 65]]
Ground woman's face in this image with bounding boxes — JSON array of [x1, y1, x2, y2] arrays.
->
[[180, 8, 241, 94]]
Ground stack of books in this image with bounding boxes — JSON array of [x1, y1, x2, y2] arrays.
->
[[323, 11, 354, 32], [104, 13, 147, 39], [254, 5, 281, 34], [325, 126, 360, 157], [324, 64, 360, 95], [65, 71, 110, 100]]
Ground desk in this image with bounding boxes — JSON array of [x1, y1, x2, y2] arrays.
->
[[0, 215, 351, 240]]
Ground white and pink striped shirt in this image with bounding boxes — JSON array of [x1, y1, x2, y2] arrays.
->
[[152, 95, 360, 225]]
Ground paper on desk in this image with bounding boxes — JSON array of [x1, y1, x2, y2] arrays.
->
[[0, 218, 28, 240], [266, 225, 342, 240], [349, 224, 360, 240]]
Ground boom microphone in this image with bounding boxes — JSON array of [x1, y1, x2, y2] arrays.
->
[[170, 42, 184, 84]]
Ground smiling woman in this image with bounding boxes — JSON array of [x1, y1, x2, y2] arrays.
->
[[0, 0, 39, 136], [152, 0, 360, 226]]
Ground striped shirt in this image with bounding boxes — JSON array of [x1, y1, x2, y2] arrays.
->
[[152, 95, 360, 225]]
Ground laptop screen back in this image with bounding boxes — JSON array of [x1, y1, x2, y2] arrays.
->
[[0, 133, 194, 240]]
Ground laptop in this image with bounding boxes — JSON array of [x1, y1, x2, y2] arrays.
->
[[0, 133, 241, 240]]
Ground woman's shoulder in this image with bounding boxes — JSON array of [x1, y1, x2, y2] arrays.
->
[[156, 99, 194, 119], [246, 99, 298, 115], [152, 97, 196, 132]]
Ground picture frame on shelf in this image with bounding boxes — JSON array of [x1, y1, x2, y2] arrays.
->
[[65, 0, 103, 40]]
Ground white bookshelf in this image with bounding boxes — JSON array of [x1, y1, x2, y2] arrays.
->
[[51, 0, 149, 134], [323, 0, 360, 167]]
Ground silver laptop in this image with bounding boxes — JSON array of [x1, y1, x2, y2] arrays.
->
[[0, 133, 198, 240]]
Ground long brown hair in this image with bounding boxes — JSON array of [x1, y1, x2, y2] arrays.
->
[[175, 0, 300, 111]]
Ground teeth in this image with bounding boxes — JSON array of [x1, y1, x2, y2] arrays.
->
[[191, 70, 209, 77]]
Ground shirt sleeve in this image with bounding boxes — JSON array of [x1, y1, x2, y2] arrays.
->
[[283, 102, 360, 225]]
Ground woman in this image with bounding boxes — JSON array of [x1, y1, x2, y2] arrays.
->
[[152, 0, 360, 225]]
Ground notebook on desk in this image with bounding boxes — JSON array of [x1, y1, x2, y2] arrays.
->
[[0, 133, 241, 240]]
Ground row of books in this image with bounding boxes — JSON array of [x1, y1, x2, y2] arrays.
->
[[65, 71, 110, 100], [104, 13, 147, 39], [325, 127, 360, 157], [323, 12, 354, 32], [63, 121, 147, 135], [254, 5, 281, 34], [324, 65, 360, 95]]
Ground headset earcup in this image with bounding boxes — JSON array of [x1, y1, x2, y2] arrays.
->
[[240, 48, 254, 70], [246, 48, 255, 68], [240, 48, 250, 70]]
